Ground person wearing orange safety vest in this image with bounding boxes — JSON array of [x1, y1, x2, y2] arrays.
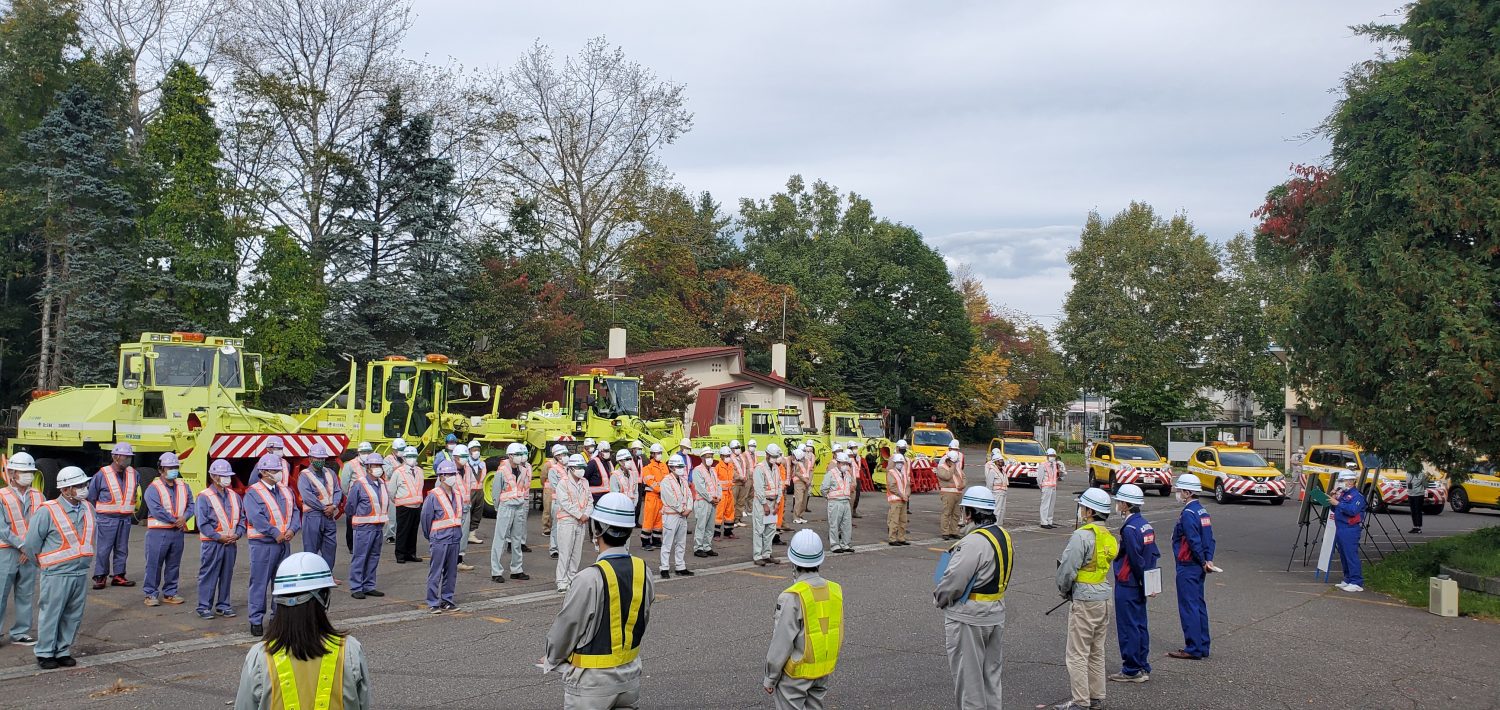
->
[[381, 438, 408, 544], [553, 454, 595, 593], [714, 447, 737, 539], [0, 452, 44, 646], [195, 459, 245, 620], [640, 443, 667, 551], [86, 441, 140, 589], [421, 460, 466, 613], [658, 455, 695, 578], [765, 529, 843, 710], [585, 442, 613, 504], [345, 454, 390, 600], [730, 440, 752, 524], [692, 447, 722, 559], [450, 448, 478, 573], [491, 442, 535, 584], [341, 441, 374, 554], [742, 440, 762, 523], [935, 440, 966, 540], [983, 448, 1010, 525], [542, 445, 568, 559], [260, 436, 292, 486], [297, 443, 342, 575], [820, 452, 856, 554], [245, 454, 301, 637], [463, 441, 488, 544], [845, 441, 866, 519], [391, 446, 425, 564], [609, 446, 640, 507], [791, 444, 814, 525], [627, 440, 647, 525], [1039, 448, 1066, 529], [884, 453, 911, 546], [142, 452, 192, 607], [752, 444, 788, 566], [23, 466, 94, 669]]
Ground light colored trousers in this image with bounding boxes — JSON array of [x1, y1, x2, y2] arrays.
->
[[792, 481, 810, 520], [554, 520, 584, 591], [734, 481, 752, 518], [1066, 600, 1110, 705], [0, 551, 37, 639], [774, 674, 829, 710], [945, 616, 1004, 710], [693, 501, 716, 551], [993, 490, 1007, 525], [36, 572, 87, 658], [564, 685, 640, 709], [660, 514, 688, 571], [940, 492, 962, 536], [491, 503, 527, 576], [458, 504, 472, 558], [826, 499, 852, 550], [752, 505, 777, 560], [1040, 485, 1057, 526], [886, 500, 909, 542]]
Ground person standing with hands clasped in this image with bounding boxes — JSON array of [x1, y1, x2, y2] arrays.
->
[[657, 455, 694, 578], [492, 443, 536, 584], [142, 452, 191, 607], [196, 459, 244, 620], [245, 454, 301, 638], [0, 452, 44, 646], [752, 445, 788, 566], [1168, 473, 1216, 660], [1053, 488, 1119, 710], [820, 451, 855, 554], [983, 449, 1009, 525], [1038, 448, 1065, 529], [1108, 484, 1160, 684], [1330, 468, 1367, 593], [884, 453, 911, 546], [23, 466, 93, 669], [421, 460, 465, 613], [764, 529, 843, 710], [936, 440, 965, 540], [933, 486, 1013, 710], [692, 448, 722, 559]]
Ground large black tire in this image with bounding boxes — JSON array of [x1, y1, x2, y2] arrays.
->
[[1107, 471, 1117, 492], [1158, 486, 1172, 497], [1424, 501, 1444, 516], [1271, 496, 1286, 506], [1449, 488, 1471, 513], [34, 457, 64, 499], [1367, 490, 1388, 513], [132, 467, 159, 523], [1214, 480, 1230, 505]]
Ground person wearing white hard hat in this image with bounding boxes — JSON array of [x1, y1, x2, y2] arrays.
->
[[24, 466, 94, 669], [714, 446, 737, 538], [627, 440, 648, 525], [421, 459, 465, 613], [764, 529, 843, 709], [86, 441, 140, 589], [542, 491, 654, 709], [821, 451, 856, 554], [691, 447, 722, 558], [463, 441, 488, 544], [639, 443, 667, 551], [196, 459, 245, 619], [491, 442, 535, 584], [1329, 468, 1367, 593], [345, 454, 390, 600], [233, 552, 371, 709], [730, 439, 752, 524], [884, 453, 911, 546], [658, 455, 695, 578], [0, 451, 43, 646], [609, 446, 640, 509], [845, 441, 866, 519], [342, 442, 374, 553], [298, 443, 343, 576], [933, 486, 1013, 710], [1109, 484, 1160, 684], [391, 446, 425, 564], [935, 440, 966, 540], [790, 444, 814, 525], [1167, 473, 1215, 660], [1038, 448, 1066, 529], [381, 439, 406, 544], [751, 444, 788, 565], [245, 454, 301, 637], [553, 454, 595, 593], [449, 445, 479, 572], [142, 452, 192, 607], [1053, 487, 1119, 710], [984, 448, 1010, 525], [586, 441, 614, 506], [544, 444, 569, 559]]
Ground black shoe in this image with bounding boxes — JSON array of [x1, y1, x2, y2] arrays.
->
[[550, 552, 559, 559], [395, 557, 406, 564], [521, 544, 533, 553], [365, 590, 385, 597], [439, 601, 458, 611], [351, 591, 367, 599], [512, 572, 531, 581], [853, 513, 863, 518], [660, 570, 670, 579], [693, 550, 707, 558], [250, 624, 263, 637], [1408, 528, 1421, 534], [677, 569, 695, 576], [888, 541, 899, 546], [57, 655, 76, 667], [492, 575, 506, 583], [706, 550, 719, 557], [897, 541, 911, 546], [713, 532, 721, 539], [37, 657, 58, 670]]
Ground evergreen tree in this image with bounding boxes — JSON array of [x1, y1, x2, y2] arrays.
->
[[240, 227, 326, 408]]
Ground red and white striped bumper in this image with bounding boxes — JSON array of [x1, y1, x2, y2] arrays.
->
[[1377, 482, 1447, 506], [1223, 478, 1286, 496], [207, 433, 349, 460], [1116, 468, 1172, 486], [1005, 463, 1036, 479]]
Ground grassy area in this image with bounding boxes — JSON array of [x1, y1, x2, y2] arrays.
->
[[1366, 526, 1500, 619]]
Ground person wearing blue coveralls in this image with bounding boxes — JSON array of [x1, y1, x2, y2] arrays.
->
[[1167, 473, 1215, 661], [421, 459, 464, 613], [86, 441, 140, 589], [244, 453, 301, 637], [298, 443, 344, 576], [142, 452, 191, 607], [1330, 469, 1366, 593], [346, 454, 390, 600], [23, 466, 94, 669], [195, 459, 244, 620], [1108, 483, 1159, 683], [0, 453, 44, 647]]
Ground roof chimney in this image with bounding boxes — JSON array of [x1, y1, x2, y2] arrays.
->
[[608, 327, 627, 361], [771, 343, 787, 380]]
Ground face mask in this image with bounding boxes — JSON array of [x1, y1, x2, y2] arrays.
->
[[509, 454, 524, 464], [947, 452, 959, 462], [442, 475, 459, 487], [569, 467, 584, 478], [405, 457, 418, 465], [165, 469, 180, 480], [214, 475, 233, 488], [652, 453, 662, 461], [370, 468, 384, 479], [63, 486, 84, 502], [261, 475, 277, 488], [16, 472, 34, 486]]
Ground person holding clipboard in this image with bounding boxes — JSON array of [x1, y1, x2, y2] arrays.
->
[[932, 486, 1013, 710], [1108, 484, 1160, 684]]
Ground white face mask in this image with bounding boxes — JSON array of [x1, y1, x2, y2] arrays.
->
[[652, 453, 662, 461], [16, 472, 34, 487], [947, 451, 959, 462], [370, 468, 384, 479], [442, 475, 459, 487], [214, 475, 233, 488], [261, 473, 277, 488], [63, 486, 85, 502], [405, 457, 418, 466]]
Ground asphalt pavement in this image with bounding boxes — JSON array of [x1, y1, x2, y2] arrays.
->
[[1, 456, 1496, 709]]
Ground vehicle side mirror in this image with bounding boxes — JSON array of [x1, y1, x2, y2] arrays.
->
[[462, 383, 472, 397], [1205, 460, 1218, 468], [398, 379, 410, 396], [481, 385, 491, 400], [128, 354, 144, 375]]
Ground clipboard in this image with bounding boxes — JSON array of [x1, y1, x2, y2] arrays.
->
[[1143, 568, 1162, 596]]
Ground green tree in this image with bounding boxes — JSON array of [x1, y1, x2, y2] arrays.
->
[[141, 61, 234, 333], [1057, 203, 1221, 441], [1270, 0, 1500, 471], [955, 272, 1074, 431], [615, 187, 739, 349], [240, 227, 326, 408], [1205, 233, 1291, 427]]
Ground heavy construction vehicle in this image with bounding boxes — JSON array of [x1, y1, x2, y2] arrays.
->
[[8, 332, 346, 498]]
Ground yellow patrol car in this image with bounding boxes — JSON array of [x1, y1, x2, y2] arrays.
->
[[1301, 444, 1446, 515], [987, 431, 1047, 486], [1087, 435, 1173, 495], [1448, 459, 1499, 513], [909, 421, 956, 461], [1187, 442, 1287, 505]]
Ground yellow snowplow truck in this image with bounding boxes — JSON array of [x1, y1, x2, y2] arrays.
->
[[8, 332, 347, 500]]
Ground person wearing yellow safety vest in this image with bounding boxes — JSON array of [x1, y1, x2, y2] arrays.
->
[[542, 491, 654, 709], [0, 451, 44, 647], [933, 486, 1013, 710], [234, 552, 370, 709], [23, 466, 94, 669], [1052, 487, 1120, 710], [764, 529, 843, 710]]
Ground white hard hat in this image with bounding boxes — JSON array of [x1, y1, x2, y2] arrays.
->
[[591, 492, 637, 529], [392, 437, 407, 450], [730, 439, 742, 449], [56, 466, 89, 489], [990, 448, 1002, 461], [960, 485, 997, 511], [765, 443, 782, 456], [551, 443, 568, 456], [7, 451, 36, 471], [1046, 448, 1057, 456], [1337, 470, 1358, 482], [402, 446, 419, 458], [583, 437, 596, 448], [747, 439, 759, 448], [1079, 487, 1113, 514], [630, 440, 644, 450], [845, 441, 859, 450], [719, 446, 731, 456], [890, 453, 906, 464], [469, 440, 483, 450], [788, 529, 825, 568], [616, 448, 631, 460], [896, 439, 908, 448], [649, 443, 664, 454], [668, 455, 688, 469], [949, 439, 961, 449], [678, 438, 692, 449], [1174, 473, 1203, 492], [357, 441, 373, 453], [567, 454, 587, 468], [699, 446, 714, 457], [272, 552, 335, 602], [600, 449, 614, 461], [506, 442, 526, 456], [835, 451, 850, 464], [1114, 484, 1145, 506]]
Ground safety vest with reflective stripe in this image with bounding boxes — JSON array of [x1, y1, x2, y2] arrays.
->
[[95, 466, 138, 515], [301, 468, 337, 511], [885, 465, 910, 503], [570, 555, 647, 669], [783, 579, 844, 679], [267, 634, 346, 710], [542, 460, 564, 494], [937, 456, 964, 493], [198, 488, 242, 542], [825, 465, 853, 500], [497, 461, 531, 503], [588, 456, 611, 496], [247, 483, 293, 540], [36, 499, 96, 568], [1076, 522, 1120, 585], [147, 478, 191, 529], [393, 466, 424, 507], [429, 487, 463, 531], [958, 525, 1013, 602], [350, 478, 389, 526], [609, 462, 639, 504], [0, 487, 43, 547]]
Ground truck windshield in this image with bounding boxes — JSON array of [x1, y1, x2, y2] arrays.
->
[[1004, 441, 1043, 456], [1115, 445, 1160, 461], [1219, 451, 1268, 467], [834, 418, 859, 437], [913, 429, 953, 447], [599, 378, 640, 417], [780, 415, 803, 435], [217, 350, 243, 388], [859, 419, 885, 438], [154, 345, 215, 386], [1357, 452, 1384, 470]]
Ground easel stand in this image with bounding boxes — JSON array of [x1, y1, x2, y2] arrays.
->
[[1286, 478, 1329, 572]]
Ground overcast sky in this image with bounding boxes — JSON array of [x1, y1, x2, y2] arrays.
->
[[404, 1, 1396, 325]]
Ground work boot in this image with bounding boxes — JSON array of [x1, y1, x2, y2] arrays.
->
[[56, 656, 76, 667], [550, 551, 559, 559], [162, 595, 185, 605], [492, 575, 506, 583], [693, 550, 707, 558], [512, 572, 531, 581], [351, 591, 367, 599], [110, 575, 135, 587], [677, 569, 694, 576], [92, 576, 107, 590], [37, 657, 58, 670], [659, 570, 670, 579], [365, 590, 385, 597], [469, 533, 484, 544], [706, 550, 719, 556], [520, 544, 532, 553], [1090, 700, 1106, 709], [143, 596, 160, 607], [250, 624, 263, 637]]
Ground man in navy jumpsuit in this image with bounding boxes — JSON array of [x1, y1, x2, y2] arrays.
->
[[1168, 474, 1214, 661], [1109, 484, 1159, 682], [1331, 470, 1366, 592]]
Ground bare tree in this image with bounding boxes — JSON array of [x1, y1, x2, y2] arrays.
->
[[499, 37, 693, 295]]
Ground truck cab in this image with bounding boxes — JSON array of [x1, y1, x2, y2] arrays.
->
[[295, 354, 487, 461], [484, 369, 682, 466], [908, 421, 955, 462]]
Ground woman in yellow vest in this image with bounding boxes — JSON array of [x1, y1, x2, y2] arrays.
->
[[1053, 487, 1119, 710], [234, 552, 370, 709], [765, 529, 843, 710]]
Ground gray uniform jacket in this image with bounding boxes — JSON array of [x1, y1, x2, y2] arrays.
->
[[765, 571, 833, 689], [23, 500, 92, 577], [1056, 527, 1112, 601], [234, 636, 371, 709], [753, 462, 783, 512], [543, 550, 656, 695], [819, 464, 851, 499], [933, 527, 1006, 625]]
